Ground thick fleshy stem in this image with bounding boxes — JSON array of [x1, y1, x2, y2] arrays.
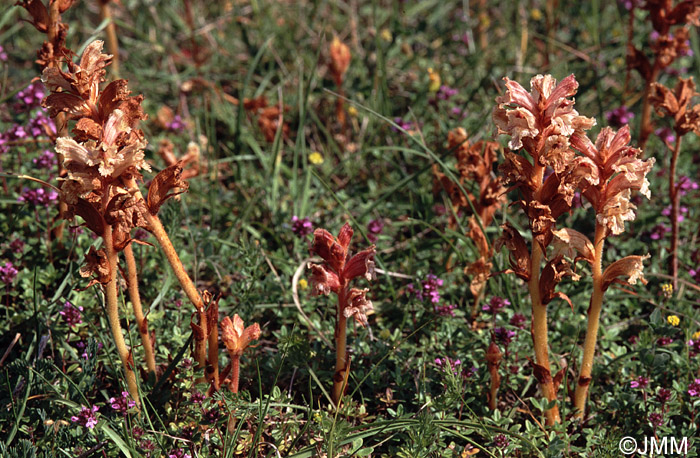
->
[[104, 225, 140, 407], [527, 164, 561, 425], [124, 243, 156, 377], [669, 136, 682, 290], [124, 177, 208, 384], [573, 223, 606, 418], [528, 243, 560, 425], [207, 308, 220, 391], [332, 284, 349, 404], [226, 354, 240, 434]]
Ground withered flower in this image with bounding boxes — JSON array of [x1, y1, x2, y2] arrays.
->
[[650, 77, 700, 136], [344, 288, 374, 327], [79, 246, 111, 287]]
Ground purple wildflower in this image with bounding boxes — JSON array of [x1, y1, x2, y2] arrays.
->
[[132, 426, 145, 439], [435, 357, 461, 374], [140, 440, 156, 457], [166, 115, 186, 132], [18, 187, 58, 207], [71, 405, 99, 429], [291, 216, 313, 237], [408, 274, 443, 303], [493, 327, 516, 346], [32, 150, 57, 169], [436, 85, 458, 101], [0, 45, 7, 61], [688, 379, 700, 397], [690, 269, 700, 282], [434, 303, 457, 317], [657, 336, 674, 346], [649, 223, 671, 240], [688, 339, 700, 357], [661, 205, 688, 222], [168, 449, 192, 458], [109, 391, 137, 415], [655, 127, 676, 145], [10, 239, 25, 254], [59, 302, 83, 328], [75, 340, 103, 360], [463, 365, 477, 379], [656, 388, 672, 404], [202, 407, 221, 424], [367, 219, 384, 243], [510, 313, 527, 329], [649, 412, 664, 427], [190, 390, 205, 404], [0, 262, 19, 284], [391, 117, 416, 132], [606, 106, 635, 128], [482, 296, 510, 314], [630, 376, 649, 390], [678, 175, 699, 196], [15, 82, 45, 110], [493, 434, 510, 448]]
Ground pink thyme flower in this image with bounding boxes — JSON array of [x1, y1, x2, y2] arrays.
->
[[59, 302, 83, 328], [291, 216, 313, 237], [482, 296, 510, 314], [0, 262, 19, 284], [109, 391, 136, 415], [688, 379, 700, 397], [630, 376, 649, 389], [71, 405, 99, 429]]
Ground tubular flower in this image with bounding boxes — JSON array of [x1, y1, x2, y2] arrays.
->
[[220, 314, 261, 357], [571, 125, 655, 236]]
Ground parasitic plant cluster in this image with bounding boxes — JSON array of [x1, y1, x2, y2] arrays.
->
[[32, 33, 262, 403], [493, 74, 653, 423], [307, 222, 375, 404]]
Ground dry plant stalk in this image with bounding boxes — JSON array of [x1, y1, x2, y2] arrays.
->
[[308, 222, 375, 404], [329, 37, 351, 127], [486, 341, 502, 410], [433, 128, 505, 308], [649, 77, 700, 289], [627, 0, 699, 149], [568, 125, 653, 418]]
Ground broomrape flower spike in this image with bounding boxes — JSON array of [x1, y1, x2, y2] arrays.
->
[[493, 74, 596, 425], [220, 314, 261, 394], [569, 124, 652, 419], [308, 222, 375, 404]]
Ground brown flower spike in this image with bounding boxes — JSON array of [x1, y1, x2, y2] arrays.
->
[[308, 222, 375, 403]]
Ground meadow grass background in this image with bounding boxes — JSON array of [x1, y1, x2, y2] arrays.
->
[[1, 0, 700, 456]]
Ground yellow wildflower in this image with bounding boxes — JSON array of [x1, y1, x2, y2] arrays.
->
[[531, 9, 542, 21], [693, 330, 700, 340], [428, 67, 441, 93], [298, 278, 308, 290], [661, 283, 673, 299], [309, 152, 324, 165], [380, 28, 392, 42], [667, 315, 680, 327], [347, 106, 358, 117]]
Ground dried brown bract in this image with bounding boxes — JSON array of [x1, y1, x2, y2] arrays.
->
[[650, 77, 700, 135]]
